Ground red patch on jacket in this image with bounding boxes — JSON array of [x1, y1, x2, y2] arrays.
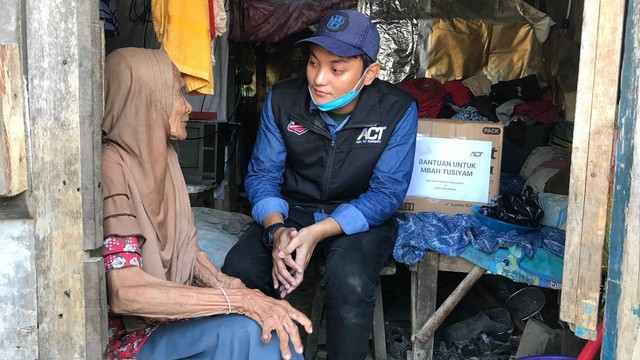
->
[[287, 121, 309, 135]]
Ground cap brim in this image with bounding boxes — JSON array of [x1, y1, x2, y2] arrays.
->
[[295, 36, 365, 58]]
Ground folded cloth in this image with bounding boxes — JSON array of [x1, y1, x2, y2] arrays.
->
[[451, 106, 488, 122], [152, 0, 214, 94], [397, 78, 446, 118], [462, 74, 493, 97]]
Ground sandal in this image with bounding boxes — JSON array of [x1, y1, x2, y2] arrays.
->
[[386, 323, 412, 359]]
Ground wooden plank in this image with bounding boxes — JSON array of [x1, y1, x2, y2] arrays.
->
[[372, 282, 387, 360], [438, 255, 475, 273], [83, 258, 108, 359], [410, 251, 439, 360], [0, 43, 28, 196], [0, 218, 36, 359], [77, 0, 104, 251], [602, 0, 640, 357], [25, 1, 89, 357], [560, 0, 624, 340]]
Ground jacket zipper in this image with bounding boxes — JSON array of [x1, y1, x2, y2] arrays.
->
[[321, 139, 336, 200]]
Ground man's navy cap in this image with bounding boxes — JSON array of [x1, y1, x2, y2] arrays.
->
[[296, 9, 380, 61]]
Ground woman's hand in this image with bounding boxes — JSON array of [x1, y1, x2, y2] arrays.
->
[[236, 288, 312, 360]]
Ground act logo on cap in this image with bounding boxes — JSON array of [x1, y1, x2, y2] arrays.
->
[[326, 13, 348, 32]]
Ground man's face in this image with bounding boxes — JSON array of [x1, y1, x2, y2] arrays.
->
[[306, 45, 366, 114], [168, 66, 192, 140]]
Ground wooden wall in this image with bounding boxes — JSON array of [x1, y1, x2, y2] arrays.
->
[[0, 0, 108, 358], [0, 44, 28, 196], [602, 0, 640, 357], [0, 1, 36, 357], [560, 0, 624, 340]]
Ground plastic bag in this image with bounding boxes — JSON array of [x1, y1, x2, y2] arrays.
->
[[480, 186, 544, 227]]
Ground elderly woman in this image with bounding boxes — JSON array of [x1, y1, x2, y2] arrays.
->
[[101, 47, 311, 360]]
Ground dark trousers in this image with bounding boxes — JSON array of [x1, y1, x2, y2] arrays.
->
[[222, 206, 396, 360]]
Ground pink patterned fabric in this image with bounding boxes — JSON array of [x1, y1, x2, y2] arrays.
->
[[103, 236, 159, 359]]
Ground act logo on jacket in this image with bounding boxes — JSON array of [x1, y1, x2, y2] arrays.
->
[[355, 126, 387, 144], [287, 121, 309, 135]]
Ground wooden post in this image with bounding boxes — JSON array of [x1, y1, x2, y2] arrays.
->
[[410, 252, 439, 360], [24, 0, 102, 357], [602, 0, 640, 357], [413, 265, 484, 343], [77, 0, 105, 252], [560, 0, 625, 340]]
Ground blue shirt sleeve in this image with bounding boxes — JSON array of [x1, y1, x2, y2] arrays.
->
[[330, 102, 418, 234], [245, 92, 289, 224]]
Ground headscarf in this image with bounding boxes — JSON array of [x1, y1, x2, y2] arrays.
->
[[102, 48, 199, 329]]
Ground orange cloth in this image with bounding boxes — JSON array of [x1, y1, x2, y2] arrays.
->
[[152, 0, 214, 94]]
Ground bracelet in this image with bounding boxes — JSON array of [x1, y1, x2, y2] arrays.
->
[[219, 287, 232, 314]]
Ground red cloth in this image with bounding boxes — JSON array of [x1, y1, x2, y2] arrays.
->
[[397, 78, 446, 118], [513, 93, 561, 124], [443, 80, 471, 106], [208, 0, 215, 39], [103, 236, 161, 359], [229, 0, 357, 42]]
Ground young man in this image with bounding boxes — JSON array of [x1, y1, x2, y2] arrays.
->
[[222, 9, 418, 359]]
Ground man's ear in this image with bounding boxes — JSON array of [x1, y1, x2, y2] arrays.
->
[[362, 62, 381, 86]]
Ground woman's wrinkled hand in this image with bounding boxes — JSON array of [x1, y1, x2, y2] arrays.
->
[[239, 289, 312, 360]]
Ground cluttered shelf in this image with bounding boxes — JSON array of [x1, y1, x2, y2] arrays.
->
[[396, 165, 570, 360]]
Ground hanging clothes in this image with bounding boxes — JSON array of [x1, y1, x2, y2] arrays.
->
[[99, 0, 119, 38], [152, 0, 214, 94]]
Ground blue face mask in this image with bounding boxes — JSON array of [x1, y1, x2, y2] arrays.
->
[[309, 67, 369, 112]]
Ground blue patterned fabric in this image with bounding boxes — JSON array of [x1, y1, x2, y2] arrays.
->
[[451, 106, 489, 122], [393, 212, 565, 265]]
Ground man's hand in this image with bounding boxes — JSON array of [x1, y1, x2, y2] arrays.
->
[[276, 227, 319, 297], [271, 227, 303, 294], [239, 288, 313, 360]]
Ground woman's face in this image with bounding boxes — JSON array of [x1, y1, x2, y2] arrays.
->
[[168, 66, 192, 140]]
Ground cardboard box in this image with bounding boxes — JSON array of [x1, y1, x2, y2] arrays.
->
[[402, 119, 503, 215]]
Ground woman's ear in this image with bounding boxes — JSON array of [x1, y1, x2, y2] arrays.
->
[[362, 62, 381, 86]]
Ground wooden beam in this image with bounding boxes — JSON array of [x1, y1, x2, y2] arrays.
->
[[560, 0, 625, 340], [602, 0, 640, 357], [25, 0, 91, 357], [0, 43, 28, 197], [76, 0, 104, 252], [83, 258, 108, 359], [413, 265, 484, 343], [438, 255, 476, 273], [410, 251, 439, 360]]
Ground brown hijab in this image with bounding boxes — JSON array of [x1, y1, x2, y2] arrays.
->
[[102, 48, 199, 296]]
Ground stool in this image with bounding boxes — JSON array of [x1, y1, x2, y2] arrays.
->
[[304, 259, 397, 360]]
